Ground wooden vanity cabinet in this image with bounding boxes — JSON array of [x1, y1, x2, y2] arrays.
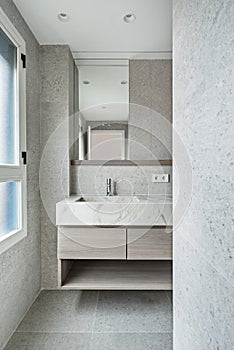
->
[[58, 226, 126, 259], [57, 226, 173, 290], [127, 227, 172, 260]]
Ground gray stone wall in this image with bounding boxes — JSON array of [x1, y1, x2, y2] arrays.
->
[[129, 60, 172, 160], [71, 165, 172, 196], [173, 0, 234, 349], [40, 45, 73, 288]]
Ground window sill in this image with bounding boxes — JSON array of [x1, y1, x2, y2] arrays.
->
[[0, 229, 27, 255]]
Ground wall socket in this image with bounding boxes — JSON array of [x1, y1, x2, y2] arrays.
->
[[152, 174, 170, 183]]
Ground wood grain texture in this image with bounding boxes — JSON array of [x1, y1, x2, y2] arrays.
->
[[61, 260, 172, 290], [127, 228, 172, 260], [58, 227, 126, 259], [71, 160, 172, 166], [58, 259, 73, 287]]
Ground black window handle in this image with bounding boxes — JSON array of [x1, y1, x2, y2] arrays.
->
[[22, 151, 27, 165]]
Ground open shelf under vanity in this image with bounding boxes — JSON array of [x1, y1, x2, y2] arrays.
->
[[59, 260, 172, 290]]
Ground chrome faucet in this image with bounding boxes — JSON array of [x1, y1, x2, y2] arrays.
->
[[106, 178, 112, 196]]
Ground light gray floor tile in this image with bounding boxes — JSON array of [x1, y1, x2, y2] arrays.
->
[[17, 290, 98, 333], [90, 332, 172, 350], [4, 332, 91, 350], [93, 291, 172, 333], [166, 291, 173, 304]]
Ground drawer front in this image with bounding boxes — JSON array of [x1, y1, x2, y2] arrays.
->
[[58, 227, 126, 259], [127, 228, 172, 260]]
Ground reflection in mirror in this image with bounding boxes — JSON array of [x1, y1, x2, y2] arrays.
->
[[88, 127, 126, 160], [75, 59, 129, 161], [72, 59, 172, 162]]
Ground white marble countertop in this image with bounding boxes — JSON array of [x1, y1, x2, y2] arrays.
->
[[56, 195, 172, 226]]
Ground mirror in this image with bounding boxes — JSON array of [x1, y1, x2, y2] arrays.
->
[[72, 59, 172, 162]]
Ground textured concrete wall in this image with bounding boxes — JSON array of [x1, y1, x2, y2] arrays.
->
[[40, 45, 74, 289], [71, 165, 172, 196], [0, 1, 41, 347], [129, 60, 172, 160], [173, 0, 234, 349]]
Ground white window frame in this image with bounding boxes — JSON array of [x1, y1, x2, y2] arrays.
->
[[0, 7, 27, 254]]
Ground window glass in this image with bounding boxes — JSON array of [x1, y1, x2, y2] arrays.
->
[[0, 11, 26, 253], [0, 181, 20, 238], [0, 27, 18, 165]]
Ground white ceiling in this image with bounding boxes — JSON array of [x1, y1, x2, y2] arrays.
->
[[13, 0, 172, 58]]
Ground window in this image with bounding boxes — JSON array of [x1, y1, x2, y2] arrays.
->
[[0, 8, 26, 254]]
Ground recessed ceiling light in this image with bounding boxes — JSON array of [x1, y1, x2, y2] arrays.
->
[[101, 106, 107, 109], [121, 80, 128, 85], [58, 13, 70, 22], [83, 80, 90, 85], [123, 13, 136, 23]]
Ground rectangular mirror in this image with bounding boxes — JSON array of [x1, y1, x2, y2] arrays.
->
[[71, 59, 172, 163]]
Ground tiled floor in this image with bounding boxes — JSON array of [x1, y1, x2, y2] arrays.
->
[[5, 290, 172, 350]]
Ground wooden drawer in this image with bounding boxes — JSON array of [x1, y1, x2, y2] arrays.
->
[[127, 228, 172, 260], [58, 227, 126, 259]]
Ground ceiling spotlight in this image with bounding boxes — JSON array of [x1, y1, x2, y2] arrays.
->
[[121, 80, 128, 85], [123, 13, 136, 23], [58, 13, 70, 22], [83, 80, 90, 85]]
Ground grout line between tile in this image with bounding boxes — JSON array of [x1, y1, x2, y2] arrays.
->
[[88, 291, 100, 350], [165, 291, 173, 305], [14, 330, 173, 334], [92, 291, 100, 332], [15, 330, 93, 334]]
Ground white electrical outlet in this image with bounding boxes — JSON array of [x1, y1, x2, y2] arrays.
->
[[152, 174, 170, 183]]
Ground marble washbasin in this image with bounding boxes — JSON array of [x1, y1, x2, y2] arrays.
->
[[75, 196, 140, 203], [56, 195, 172, 226]]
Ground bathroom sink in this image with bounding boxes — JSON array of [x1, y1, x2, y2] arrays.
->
[[75, 196, 140, 203], [56, 194, 172, 226]]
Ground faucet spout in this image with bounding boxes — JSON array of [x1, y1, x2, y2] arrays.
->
[[106, 178, 112, 196]]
